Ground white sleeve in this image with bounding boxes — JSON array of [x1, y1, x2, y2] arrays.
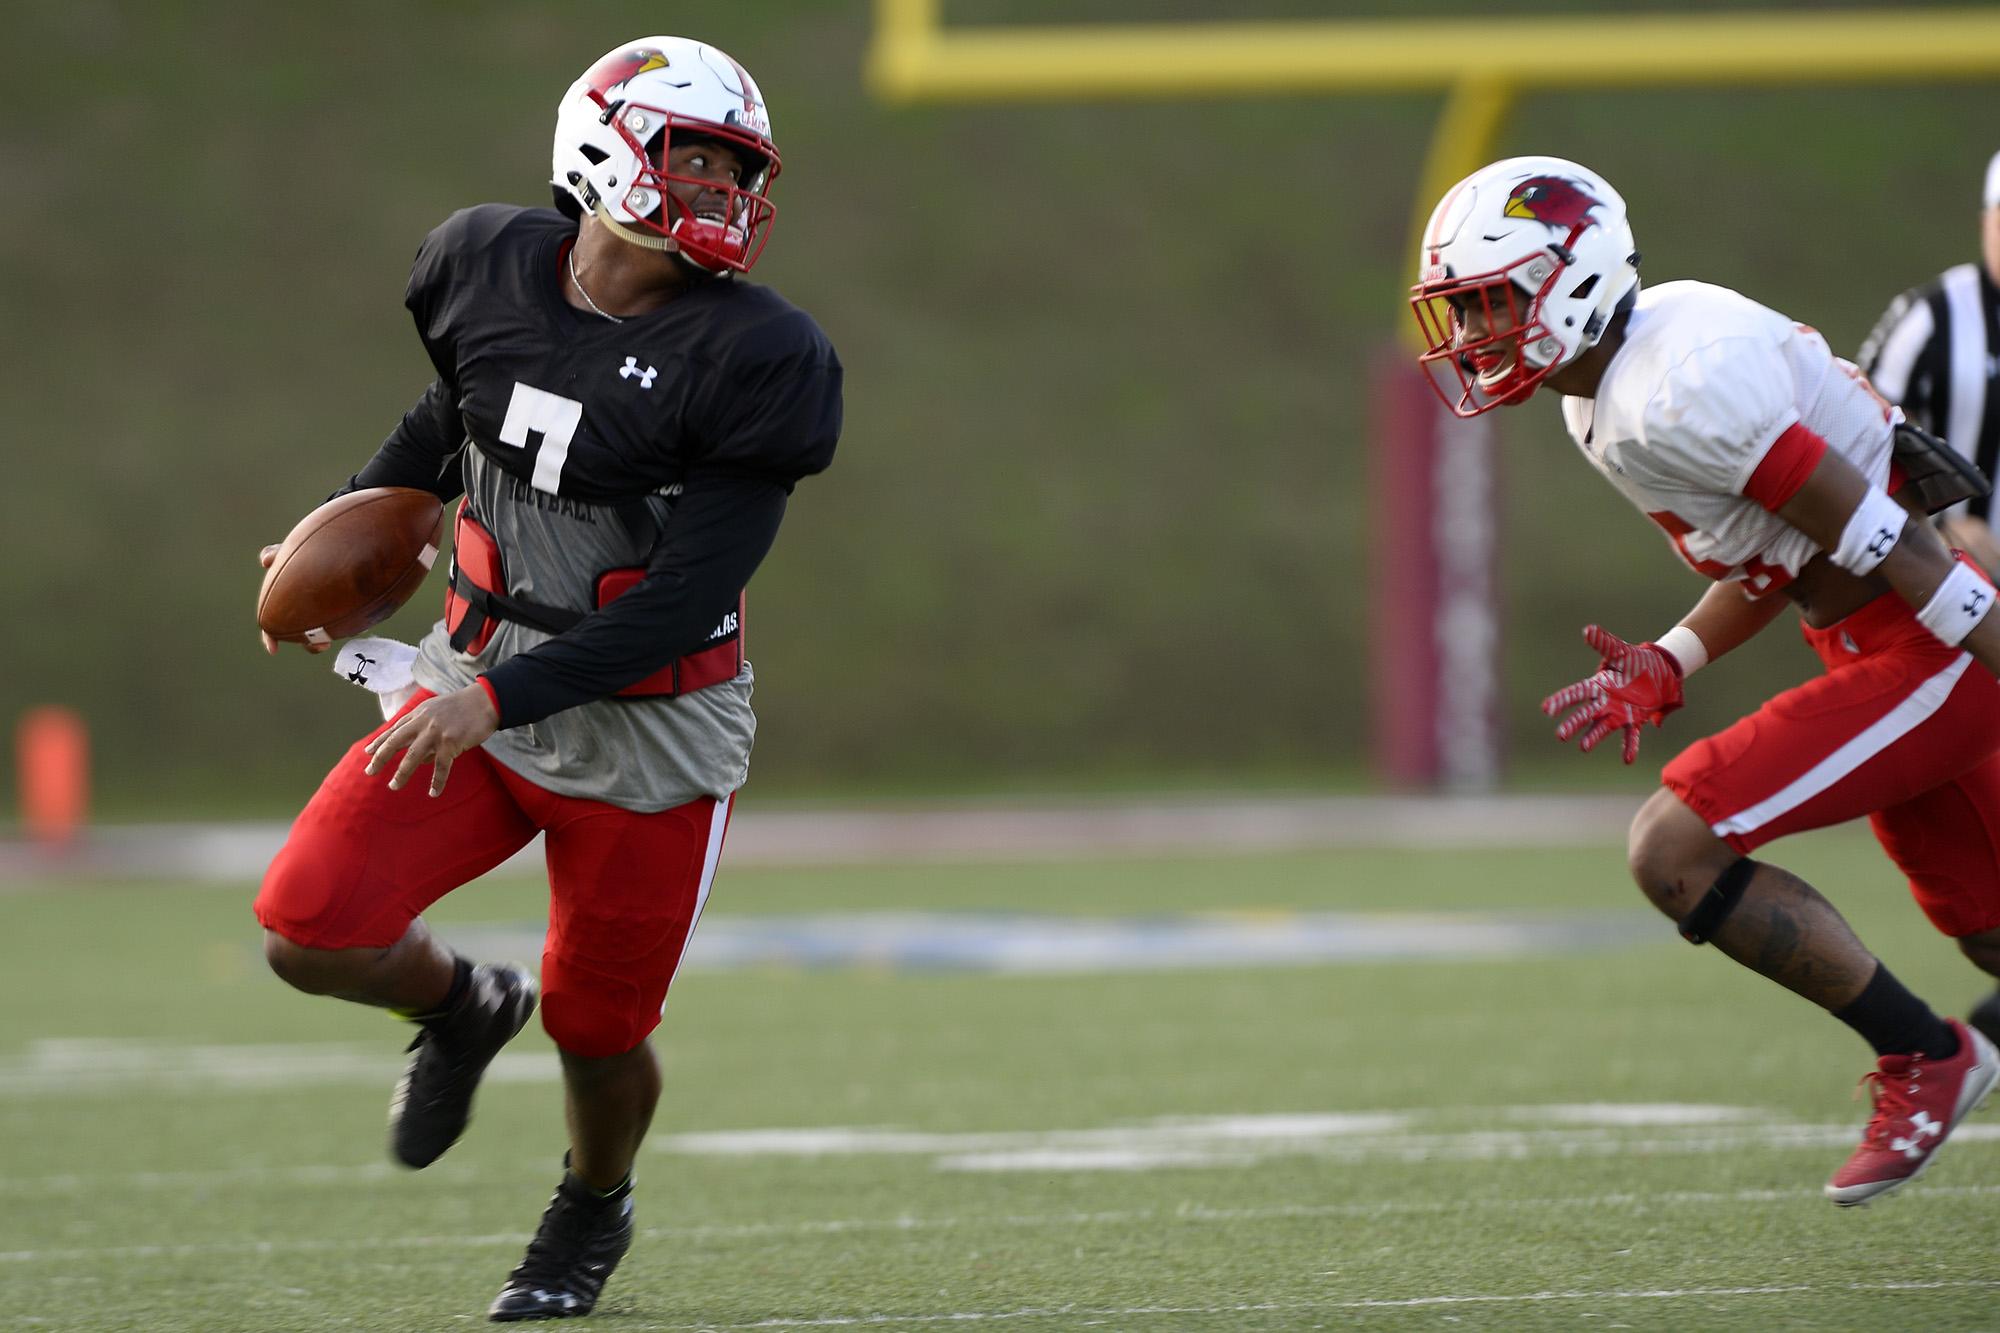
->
[[1634, 336, 1801, 496]]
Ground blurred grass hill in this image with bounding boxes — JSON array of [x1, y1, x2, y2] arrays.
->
[[6, 1, 1997, 816]]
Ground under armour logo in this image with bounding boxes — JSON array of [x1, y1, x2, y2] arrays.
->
[[346, 653, 377, 684], [1966, 589, 1990, 617], [1866, 527, 1896, 558], [619, 356, 657, 389], [1892, 1110, 1943, 1159]]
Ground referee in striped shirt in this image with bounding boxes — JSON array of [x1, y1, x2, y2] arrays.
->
[[1858, 150, 2000, 576]]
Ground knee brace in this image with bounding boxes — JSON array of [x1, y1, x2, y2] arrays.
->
[[1678, 857, 1758, 945]]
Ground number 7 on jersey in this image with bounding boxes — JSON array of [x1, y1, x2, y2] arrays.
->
[[498, 382, 583, 494]]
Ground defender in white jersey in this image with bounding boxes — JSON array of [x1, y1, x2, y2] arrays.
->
[[1412, 156, 2000, 1205]]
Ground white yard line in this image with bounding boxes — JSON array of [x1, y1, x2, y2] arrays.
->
[[7, 1183, 2000, 1263], [642, 1283, 2000, 1329], [0, 794, 1645, 882], [651, 1111, 2000, 1173], [0, 1039, 558, 1096], [929, 1123, 2000, 1171], [3, 1110, 1997, 1196]]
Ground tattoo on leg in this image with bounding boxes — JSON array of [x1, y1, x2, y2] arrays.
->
[[1705, 863, 1876, 1011], [1752, 903, 1804, 977]]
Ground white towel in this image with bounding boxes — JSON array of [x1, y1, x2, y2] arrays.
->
[[332, 637, 422, 719]]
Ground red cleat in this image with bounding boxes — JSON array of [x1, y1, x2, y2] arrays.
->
[[1826, 1019, 1999, 1206]]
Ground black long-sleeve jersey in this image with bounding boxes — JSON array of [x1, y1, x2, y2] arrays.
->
[[345, 204, 841, 736]]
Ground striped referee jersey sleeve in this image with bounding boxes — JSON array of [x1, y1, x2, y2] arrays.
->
[[1859, 264, 2000, 523], [1859, 286, 1937, 422]]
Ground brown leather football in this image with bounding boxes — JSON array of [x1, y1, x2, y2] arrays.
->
[[256, 487, 446, 645]]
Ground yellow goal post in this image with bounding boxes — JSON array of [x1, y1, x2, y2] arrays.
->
[[867, 0, 2000, 297]]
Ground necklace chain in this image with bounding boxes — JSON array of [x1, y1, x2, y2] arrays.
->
[[567, 247, 625, 324]]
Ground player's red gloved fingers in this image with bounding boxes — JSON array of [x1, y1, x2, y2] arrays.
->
[[1541, 679, 1601, 717], [1621, 723, 1643, 765], [1581, 623, 1635, 664], [1575, 718, 1619, 754], [1553, 700, 1604, 742]]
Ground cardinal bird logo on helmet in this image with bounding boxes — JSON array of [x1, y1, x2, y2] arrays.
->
[[1504, 176, 1602, 230], [582, 47, 674, 96]]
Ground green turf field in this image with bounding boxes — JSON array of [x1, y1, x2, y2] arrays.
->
[[2, 825, 1996, 1331]]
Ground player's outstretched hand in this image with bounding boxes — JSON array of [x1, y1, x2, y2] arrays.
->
[[257, 543, 329, 656], [1539, 625, 1685, 765], [364, 684, 500, 797]]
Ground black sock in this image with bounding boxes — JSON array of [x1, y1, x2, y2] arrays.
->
[[1833, 962, 1960, 1060], [561, 1164, 633, 1207], [407, 956, 474, 1027]]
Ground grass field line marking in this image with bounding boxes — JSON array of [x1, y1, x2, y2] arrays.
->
[[0, 1038, 556, 1096], [11, 1185, 2000, 1263], [932, 1123, 2000, 1170], [0, 1160, 413, 1195], [5, 1118, 1999, 1197], [0, 796, 1648, 885], [654, 1111, 2000, 1172], [661, 1112, 1415, 1156], [547, 1281, 2000, 1329]]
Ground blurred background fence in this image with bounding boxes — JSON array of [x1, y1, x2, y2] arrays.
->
[[7, 0, 1999, 820]]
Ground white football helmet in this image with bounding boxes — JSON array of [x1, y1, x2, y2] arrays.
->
[[1409, 156, 1640, 416], [551, 37, 780, 274]]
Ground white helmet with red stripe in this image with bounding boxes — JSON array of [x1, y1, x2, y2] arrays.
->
[[552, 37, 780, 274], [1410, 156, 1640, 415]]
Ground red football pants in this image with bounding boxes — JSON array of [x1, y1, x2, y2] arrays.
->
[[256, 693, 733, 1057], [1663, 578, 2000, 938]]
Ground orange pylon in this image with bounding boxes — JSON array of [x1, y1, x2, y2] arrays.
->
[[17, 707, 89, 846]]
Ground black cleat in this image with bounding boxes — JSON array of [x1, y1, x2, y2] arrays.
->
[[1971, 988, 2000, 1050], [487, 1172, 635, 1322], [389, 962, 537, 1169]]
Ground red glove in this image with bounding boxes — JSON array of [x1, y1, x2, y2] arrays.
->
[[1539, 625, 1685, 765]]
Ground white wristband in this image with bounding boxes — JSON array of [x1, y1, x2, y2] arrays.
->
[[1654, 625, 1709, 676], [1915, 562, 1996, 647], [1829, 486, 1907, 575]]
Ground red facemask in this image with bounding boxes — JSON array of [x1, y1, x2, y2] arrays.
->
[[590, 90, 781, 273], [1410, 248, 1570, 418]]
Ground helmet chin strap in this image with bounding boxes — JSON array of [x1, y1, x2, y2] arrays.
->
[[591, 205, 677, 253], [591, 205, 734, 277]]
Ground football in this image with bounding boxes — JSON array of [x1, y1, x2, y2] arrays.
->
[[256, 487, 446, 645]]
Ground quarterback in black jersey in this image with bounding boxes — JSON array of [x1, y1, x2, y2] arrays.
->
[[254, 37, 840, 1323]]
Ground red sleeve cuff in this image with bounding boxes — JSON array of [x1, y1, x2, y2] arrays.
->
[[473, 674, 503, 721], [1742, 422, 1829, 512]]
